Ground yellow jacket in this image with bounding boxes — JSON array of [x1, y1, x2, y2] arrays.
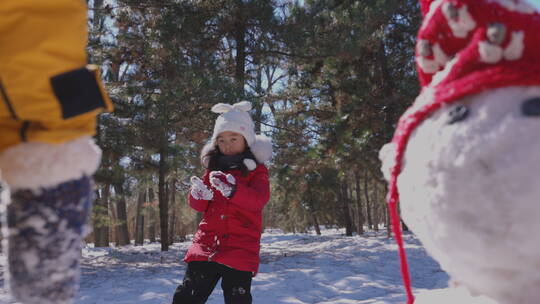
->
[[0, 0, 113, 152]]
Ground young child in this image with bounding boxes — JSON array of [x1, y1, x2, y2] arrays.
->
[[172, 101, 272, 304]]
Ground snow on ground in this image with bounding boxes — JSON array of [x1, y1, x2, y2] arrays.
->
[[0, 228, 448, 304]]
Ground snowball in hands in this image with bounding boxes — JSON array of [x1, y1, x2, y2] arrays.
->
[[190, 176, 213, 201], [209, 171, 236, 198]]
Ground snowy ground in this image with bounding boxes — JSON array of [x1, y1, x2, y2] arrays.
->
[[0, 228, 448, 304]]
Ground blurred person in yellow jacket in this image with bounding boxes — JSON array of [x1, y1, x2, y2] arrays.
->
[[0, 1, 112, 304]]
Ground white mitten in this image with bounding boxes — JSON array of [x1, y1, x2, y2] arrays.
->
[[190, 176, 213, 200], [209, 171, 236, 198]]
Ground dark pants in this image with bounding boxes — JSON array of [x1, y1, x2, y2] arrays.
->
[[172, 261, 253, 304]]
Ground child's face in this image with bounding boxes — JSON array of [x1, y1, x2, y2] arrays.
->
[[217, 131, 246, 156]]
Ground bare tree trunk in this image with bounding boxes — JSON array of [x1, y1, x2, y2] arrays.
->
[[169, 178, 177, 245], [347, 180, 356, 233], [176, 196, 187, 242], [354, 171, 365, 235], [94, 186, 110, 247], [311, 212, 321, 235], [158, 144, 169, 251], [363, 170, 373, 230], [135, 189, 145, 246], [341, 182, 353, 237], [169, 209, 176, 245], [114, 184, 130, 246], [252, 54, 264, 133], [373, 185, 380, 232], [109, 197, 118, 245], [269, 200, 277, 229], [91, 0, 104, 31], [233, 0, 246, 98], [385, 203, 391, 238], [376, 39, 401, 138], [148, 187, 156, 243]]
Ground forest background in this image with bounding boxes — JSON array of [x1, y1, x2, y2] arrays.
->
[[86, 0, 422, 251]]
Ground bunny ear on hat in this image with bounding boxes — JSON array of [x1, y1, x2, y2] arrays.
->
[[211, 101, 252, 113], [211, 103, 234, 114], [233, 101, 252, 112]]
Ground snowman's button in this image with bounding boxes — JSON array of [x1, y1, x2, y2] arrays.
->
[[447, 105, 469, 124], [487, 23, 506, 45], [442, 2, 458, 20], [418, 40, 432, 57], [522, 97, 540, 116]]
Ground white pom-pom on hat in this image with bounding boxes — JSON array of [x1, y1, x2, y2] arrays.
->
[[250, 134, 272, 163], [243, 159, 257, 171]]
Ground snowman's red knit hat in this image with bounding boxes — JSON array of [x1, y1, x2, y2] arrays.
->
[[386, 1, 540, 303]]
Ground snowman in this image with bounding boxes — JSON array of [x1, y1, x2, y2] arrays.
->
[[378, 0, 540, 303]]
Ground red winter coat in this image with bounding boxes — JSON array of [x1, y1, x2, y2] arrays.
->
[[184, 164, 270, 276]]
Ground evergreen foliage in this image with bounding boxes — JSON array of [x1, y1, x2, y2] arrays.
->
[[87, 0, 421, 249]]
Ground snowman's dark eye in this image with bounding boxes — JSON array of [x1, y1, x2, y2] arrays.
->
[[447, 105, 469, 124], [522, 97, 540, 117]]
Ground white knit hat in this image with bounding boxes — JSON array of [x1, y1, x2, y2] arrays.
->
[[210, 101, 256, 146], [201, 101, 273, 170]]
